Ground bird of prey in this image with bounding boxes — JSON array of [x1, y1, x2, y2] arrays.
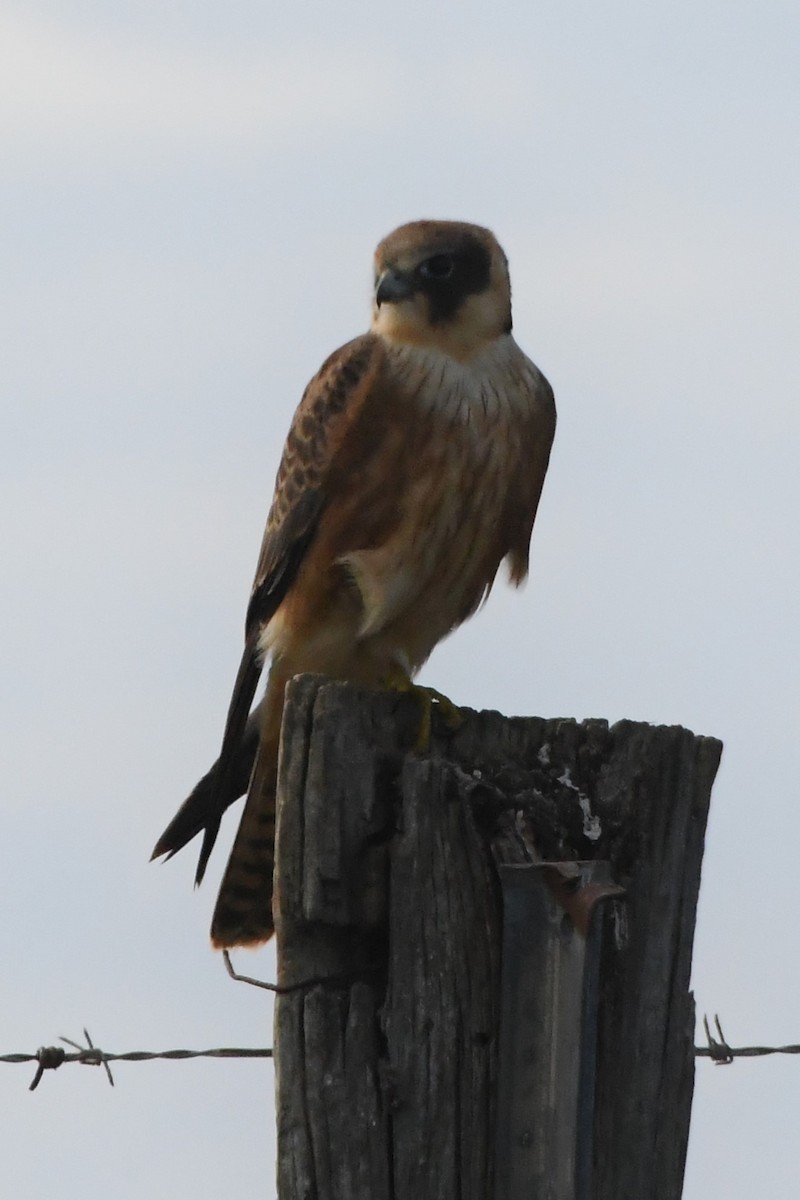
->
[[152, 219, 556, 949]]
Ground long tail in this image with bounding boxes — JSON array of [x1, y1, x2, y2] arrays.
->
[[209, 660, 289, 949], [151, 705, 262, 867]]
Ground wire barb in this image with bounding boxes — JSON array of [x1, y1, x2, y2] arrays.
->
[[61, 1028, 116, 1087], [29, 1045, 66, 1091], [694, 1013, 800, 1063], [701, 1014, 734, 1066]]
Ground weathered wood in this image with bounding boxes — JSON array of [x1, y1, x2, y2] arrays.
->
[[273, 676, 722, 1200], [494, 861, 616, 1200]]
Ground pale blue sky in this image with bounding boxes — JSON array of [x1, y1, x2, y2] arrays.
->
[[2, 2, 799, 1196]]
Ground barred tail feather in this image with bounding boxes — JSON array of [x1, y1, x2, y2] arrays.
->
[[209, 749, 278, 948], [209, 659, 289, 949]]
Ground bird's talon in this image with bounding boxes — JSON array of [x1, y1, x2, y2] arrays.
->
[[421, 686, 465, 732], [382, 673, 462, 751]]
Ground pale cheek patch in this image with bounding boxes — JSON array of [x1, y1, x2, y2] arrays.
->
[[372, 298, 430, 344], [372, 291, 509, 362]]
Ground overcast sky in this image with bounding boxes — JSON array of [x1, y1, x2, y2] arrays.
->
[[2, 2, 798, 1196]]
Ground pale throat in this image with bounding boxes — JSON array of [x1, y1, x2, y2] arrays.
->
[[382, 335, 533, 425]]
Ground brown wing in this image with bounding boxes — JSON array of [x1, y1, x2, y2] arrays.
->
[[151, 333, 385, 880], [505, 365, 557, 585]]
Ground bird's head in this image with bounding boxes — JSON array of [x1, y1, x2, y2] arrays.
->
[[371, 220, 512, 361]]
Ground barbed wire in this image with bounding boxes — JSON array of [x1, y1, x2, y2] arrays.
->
[[0, 1029, 272, 1090], [0, 957, 374, 1091], [3, 1014, 798, 1091], [696, 1014, 800, 1066]]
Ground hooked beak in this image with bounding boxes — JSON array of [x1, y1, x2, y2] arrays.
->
[[375, 267, 416, 306]]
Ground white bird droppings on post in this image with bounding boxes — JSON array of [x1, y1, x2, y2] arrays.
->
[[558, 767, 602, 842]]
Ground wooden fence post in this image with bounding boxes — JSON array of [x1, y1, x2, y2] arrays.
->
[[272, 676, 722, 1200]]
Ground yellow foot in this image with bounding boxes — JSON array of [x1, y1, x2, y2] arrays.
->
[[382, 668, 464, 751]]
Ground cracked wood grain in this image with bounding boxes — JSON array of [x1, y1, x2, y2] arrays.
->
[[272, 677, 721, 1200]]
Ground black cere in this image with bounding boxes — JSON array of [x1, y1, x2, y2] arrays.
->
[[417, 236, 492, 325]]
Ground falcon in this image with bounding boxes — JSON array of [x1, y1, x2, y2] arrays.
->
[[152, 220, 556, 949]]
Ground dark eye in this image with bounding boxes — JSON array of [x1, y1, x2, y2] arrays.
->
[[419, 254, 455, 281]]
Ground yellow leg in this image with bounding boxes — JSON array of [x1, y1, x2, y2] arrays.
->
[[382, 667, 464, 751]]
